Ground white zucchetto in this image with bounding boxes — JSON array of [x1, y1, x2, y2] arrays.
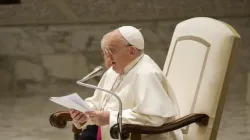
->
[[118, 26, 144, 50]]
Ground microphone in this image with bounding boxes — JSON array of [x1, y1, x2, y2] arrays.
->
[[76, 66, 123, 140], [78, 66, 105, 83]]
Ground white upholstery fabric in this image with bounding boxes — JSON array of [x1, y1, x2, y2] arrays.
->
[[163, 17, 240, 140]]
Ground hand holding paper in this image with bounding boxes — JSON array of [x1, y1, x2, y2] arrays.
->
[[69, 109, 88, 123], [50, 93, 91, 113]]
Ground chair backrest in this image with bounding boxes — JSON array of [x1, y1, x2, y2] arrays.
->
[[162, 17, 240, 140]]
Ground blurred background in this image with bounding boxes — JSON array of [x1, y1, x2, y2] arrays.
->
[[0, 0, 249, 140]]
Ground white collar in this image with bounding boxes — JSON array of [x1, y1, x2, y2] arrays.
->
[[123, 53, 144, 75]]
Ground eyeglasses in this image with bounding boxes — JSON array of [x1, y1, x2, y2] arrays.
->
[[103, 47, 113, 57], [102, 43, 133, 57]]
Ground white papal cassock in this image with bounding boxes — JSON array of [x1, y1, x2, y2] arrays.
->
[[74, 53, 183, 140]]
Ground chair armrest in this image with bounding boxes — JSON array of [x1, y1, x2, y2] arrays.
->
[[110, 113, 209, 139], [49, 111, 82, 140], [49, 111, 72, 128]]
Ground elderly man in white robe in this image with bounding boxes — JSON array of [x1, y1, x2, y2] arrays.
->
[[69, 26, 183, 140]]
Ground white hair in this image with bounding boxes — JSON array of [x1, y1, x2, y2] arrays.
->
[[100, 31, 128, 49], [100, 30, 143, 55]]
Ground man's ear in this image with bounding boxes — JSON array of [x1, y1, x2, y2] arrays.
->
[[129, 47, 136, 55]]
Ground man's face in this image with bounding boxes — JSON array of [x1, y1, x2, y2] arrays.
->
[[102, 39, 134, 74], [102, 51, 112, 69]]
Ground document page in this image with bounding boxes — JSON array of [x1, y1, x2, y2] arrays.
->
[[50, 93, 91, 113]]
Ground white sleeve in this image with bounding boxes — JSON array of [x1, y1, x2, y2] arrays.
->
[[109, 72, 178, 129], [109, 110, 167, 130]]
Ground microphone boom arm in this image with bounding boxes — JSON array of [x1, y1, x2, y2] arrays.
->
[[76, 81, 123, 140]]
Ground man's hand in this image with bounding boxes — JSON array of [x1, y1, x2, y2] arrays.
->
[[69, 109, 88, 123], [85, 111, 110, 126]]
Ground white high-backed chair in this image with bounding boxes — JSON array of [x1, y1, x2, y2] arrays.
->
[[162, 17, 240, 140], [49, 17, 241, 140]]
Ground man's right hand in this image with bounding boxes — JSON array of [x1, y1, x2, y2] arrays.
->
[[69, 109, 88, 123]]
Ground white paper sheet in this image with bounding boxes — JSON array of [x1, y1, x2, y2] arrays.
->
[[50, 93, 91, 113]]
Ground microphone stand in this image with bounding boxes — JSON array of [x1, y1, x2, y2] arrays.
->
[[76, 80, 123, 140]]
